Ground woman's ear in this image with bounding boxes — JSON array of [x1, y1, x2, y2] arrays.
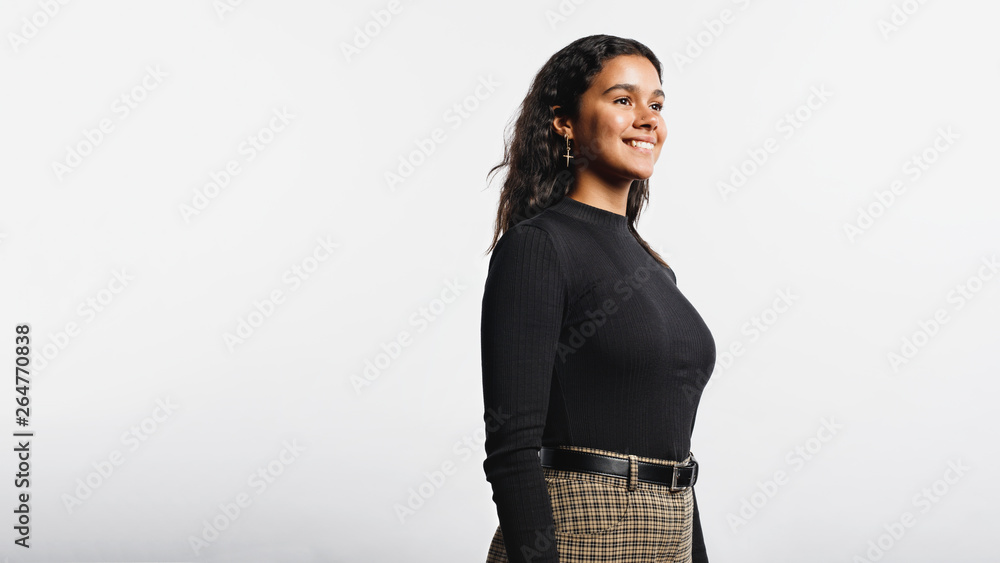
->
[[551, 106, 572, 138]]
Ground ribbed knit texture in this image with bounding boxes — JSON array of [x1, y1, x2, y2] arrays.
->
[[481, 195, 716, 563]]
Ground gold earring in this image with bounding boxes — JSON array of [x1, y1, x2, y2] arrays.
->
[[563, 134, 573, 167]]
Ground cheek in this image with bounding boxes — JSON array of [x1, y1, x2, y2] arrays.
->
[[598, 113, 631, 135], [593, 125, 625, 154]]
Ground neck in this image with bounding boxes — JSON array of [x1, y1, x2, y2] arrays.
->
[[566, 173, 631, 217], [549, 193, 631, 234]]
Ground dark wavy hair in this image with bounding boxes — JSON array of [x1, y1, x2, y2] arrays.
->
[[484, 34, 669, 268]]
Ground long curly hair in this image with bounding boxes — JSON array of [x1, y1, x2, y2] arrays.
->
[[484, 34, 669, 268]]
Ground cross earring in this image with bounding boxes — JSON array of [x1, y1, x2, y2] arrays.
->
[[563, 134, 573, 167]]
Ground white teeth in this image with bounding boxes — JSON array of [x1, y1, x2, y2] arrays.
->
[[628, 140, 654, 149]]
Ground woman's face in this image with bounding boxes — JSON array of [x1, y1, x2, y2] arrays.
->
[[562, 55, 666, 184]]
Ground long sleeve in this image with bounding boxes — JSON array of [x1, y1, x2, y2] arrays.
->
[[481, 224, 566, 563]]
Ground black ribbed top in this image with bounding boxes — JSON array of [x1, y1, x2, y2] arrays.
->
[[480, 195, 716, 563], [548, 193, 631, 232]]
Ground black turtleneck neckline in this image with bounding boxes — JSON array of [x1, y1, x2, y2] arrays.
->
[[547, 195, 630, 234]]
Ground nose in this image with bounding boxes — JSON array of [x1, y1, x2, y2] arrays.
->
[[636, 107, 658, 129]]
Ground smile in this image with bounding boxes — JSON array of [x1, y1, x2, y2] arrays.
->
[[624, 139, 654, 152]]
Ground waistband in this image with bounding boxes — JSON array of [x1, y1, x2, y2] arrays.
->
[[539, 444, 698, 492]]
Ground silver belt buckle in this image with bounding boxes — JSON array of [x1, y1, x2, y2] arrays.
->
[[669, 452, 696, 492]]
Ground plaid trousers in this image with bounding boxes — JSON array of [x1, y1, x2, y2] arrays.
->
[[485, 445, 695, 563]]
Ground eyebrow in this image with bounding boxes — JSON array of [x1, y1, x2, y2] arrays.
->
[[602, 83, 665, 99]]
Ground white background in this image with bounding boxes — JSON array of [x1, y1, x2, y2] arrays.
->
[[1, 0, 998, 561]]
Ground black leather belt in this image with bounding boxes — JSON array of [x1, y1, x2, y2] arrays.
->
[[540, 446, 698, 491]]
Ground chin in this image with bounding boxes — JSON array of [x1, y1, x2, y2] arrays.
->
[[629, 168, 654, 180]]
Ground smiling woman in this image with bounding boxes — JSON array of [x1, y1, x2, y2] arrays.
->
[[552, 55, 667, 187], [480, 35, 716, 563]]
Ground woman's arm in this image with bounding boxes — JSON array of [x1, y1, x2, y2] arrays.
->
[[691, 486, 709, 563], [481, 224, 566, 563]]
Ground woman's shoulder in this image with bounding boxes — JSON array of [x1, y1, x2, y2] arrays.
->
[[501, 204, 587, 246], [492, 220, 559, 265], [493, 215, 588, 272]]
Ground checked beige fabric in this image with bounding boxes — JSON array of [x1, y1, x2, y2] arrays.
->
[[486, 445, 694, 563]]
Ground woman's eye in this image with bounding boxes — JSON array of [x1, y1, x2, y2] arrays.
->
[[616, 98, 662, 111]]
